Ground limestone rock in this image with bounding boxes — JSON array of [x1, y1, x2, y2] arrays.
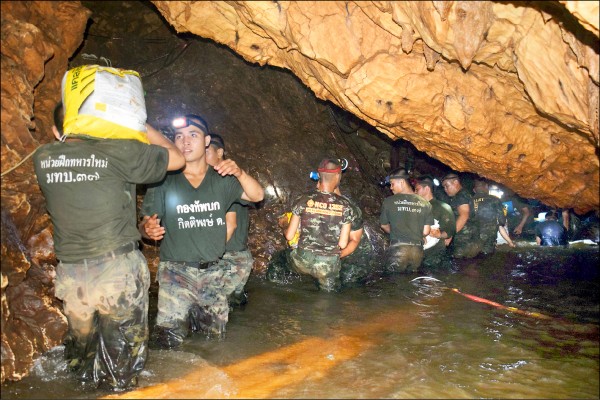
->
[[152, 0, 599, 214], [0, 1, 89, 383]]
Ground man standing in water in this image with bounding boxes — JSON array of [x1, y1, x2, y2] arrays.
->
[[380, 168, 433, 273], [414, 176, 455, 271], [33, 102, 185, 390], [139, 114, 263, 348], [472, 179, 515, 254], [285, 158, 353, 292], [441, 173, 481, 259], [204, 133, 256, 307]]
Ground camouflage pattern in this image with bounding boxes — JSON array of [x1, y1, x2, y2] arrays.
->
[[266, 248, 307, 285], [340, 233, 373, 286], [289, 248, 342, 291], [291, 190, 352, 255], [55, 249, 149, 390], [421, 249, 453, 273], [152, 258, 241, 347], [447, 188, 481, 259], [223, 249, 253, 307], [473, 193, 506, 255], [384, 243, 424, 273]]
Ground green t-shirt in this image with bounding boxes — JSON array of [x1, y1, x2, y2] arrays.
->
[[225, 202, 251, 252], [33, 139, 169, 262], [380, 193, 433, 244], [426, 198, 456, 255], [141, 167, 243, 263], [291, 190, 353, 255]]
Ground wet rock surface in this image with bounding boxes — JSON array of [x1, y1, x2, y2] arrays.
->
[[1, 0, 598, 384]]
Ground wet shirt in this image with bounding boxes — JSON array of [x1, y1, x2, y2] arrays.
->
[[535, 220, 567, 246], [380, 193, 433, 244], [33, 139, 168, 262], [473, 193, 507, 228], [291, 190, 353, 255], [426, 198, 456, 255], [447, 188, 476, 231], [225, 202, 251, 252], [142, 168, 243, 263]]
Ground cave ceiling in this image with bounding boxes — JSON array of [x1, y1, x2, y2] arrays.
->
[[151, 0, 600, 214]]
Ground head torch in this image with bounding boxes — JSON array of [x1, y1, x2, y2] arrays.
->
[[171, 117, 207, 132], [309, 158, 349, 181]]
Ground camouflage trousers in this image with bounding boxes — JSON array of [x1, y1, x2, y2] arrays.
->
[[222, 249, 254, 306], [55, 247, 149, 390], [289, 248, 342, 292], [340, 242, 372, 287], [422, 248, 452, 272], [478, 223, 499, 255], [451, 226, 481, 259], [384, 243, 423, 274], [153, 259, 240, 347]]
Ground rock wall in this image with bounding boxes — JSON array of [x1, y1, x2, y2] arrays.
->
[[152, 0, 599, 214], [0, 0, 598, 385], [1, 1, 90, 383]]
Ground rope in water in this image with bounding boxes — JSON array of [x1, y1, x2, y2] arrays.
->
[[410, 276, 552, 320]]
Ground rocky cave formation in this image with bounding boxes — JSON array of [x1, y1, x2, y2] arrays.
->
[[1, 0, 598, 384]]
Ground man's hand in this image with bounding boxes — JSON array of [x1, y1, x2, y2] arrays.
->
[[213, 159, 242, 178], [140, 214, 165, 240]]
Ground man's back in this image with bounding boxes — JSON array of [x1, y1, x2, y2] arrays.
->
[[536, 220, 568, 246], [33, 138, 168, 262], [292, 190, 352, 255]]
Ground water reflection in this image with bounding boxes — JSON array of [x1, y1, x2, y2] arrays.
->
[[2, 246, 598, 399]]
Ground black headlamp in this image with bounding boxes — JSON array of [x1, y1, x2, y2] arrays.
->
[[172, 117, 206, 132]]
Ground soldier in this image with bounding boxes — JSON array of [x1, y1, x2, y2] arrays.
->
[[441, 172, 481, 259], [472, 179, 515, 254], [33, 101, 185, 390], [335, 187, 375, 287], [285, 158, 353, 292], [380, 168, 433, 273], [205, 133, 255, 307], [414, 176, 456, 271], [139, 114, 264, 347]]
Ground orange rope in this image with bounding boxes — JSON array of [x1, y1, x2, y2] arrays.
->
[[450, 288, 552, 320]]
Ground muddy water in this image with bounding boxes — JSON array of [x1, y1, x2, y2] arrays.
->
[[2, 245, 598, 399]]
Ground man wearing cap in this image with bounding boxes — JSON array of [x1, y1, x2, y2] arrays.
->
[[414, 176, 456, 270], [139, 114, 264, 347], [33, 102, 185, 390], [472, 179, 515, 254], [205, 133, 255, 307], [380, 168, 433, 273], [285, 158, 353, 292], [441, 173, 481, 258]]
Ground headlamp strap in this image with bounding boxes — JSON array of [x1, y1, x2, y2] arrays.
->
[[317, 166, 342, 173]]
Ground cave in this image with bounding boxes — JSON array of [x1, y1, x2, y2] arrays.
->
[[1, 0, 599, 395]]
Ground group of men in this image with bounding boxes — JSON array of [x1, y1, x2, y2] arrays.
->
[[33, 95, 568, 392], [34, 107, 263, 390], [273, 166, 541, 291]]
